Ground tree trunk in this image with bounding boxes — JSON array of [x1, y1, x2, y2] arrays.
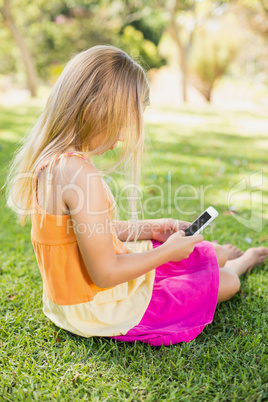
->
[[1, 0, 38, 97], [188, 71, 214, 103], [167, 1, 198, 103], [168, 19, 188, 102], [177, 39, 188, 103], [203, 89, 211, 102]]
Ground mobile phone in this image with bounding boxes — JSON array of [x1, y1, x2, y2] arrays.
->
[[184, 206, 218, 236]]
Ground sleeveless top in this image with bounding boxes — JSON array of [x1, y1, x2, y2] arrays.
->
[[31, 152, 155, 337]]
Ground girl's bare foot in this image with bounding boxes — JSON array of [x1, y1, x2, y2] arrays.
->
[[244, 247, 268, 273], [224, 246, 268, 276], [222, 243, 244, 260]]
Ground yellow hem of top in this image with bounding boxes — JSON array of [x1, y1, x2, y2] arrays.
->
[[42, 240, 156, 337]]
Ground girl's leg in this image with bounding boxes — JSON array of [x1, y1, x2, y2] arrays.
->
[[217, 269, 241, 303], [216, 247, 268, 303]]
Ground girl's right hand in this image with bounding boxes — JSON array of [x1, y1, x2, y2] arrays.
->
[[163, 230, 204, 262]]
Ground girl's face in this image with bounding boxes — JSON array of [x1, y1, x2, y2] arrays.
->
[[89, 100, 148, 153], [107, 101, 147, 151], [89, 133, 124, 153], [109, 134, 124, 150]]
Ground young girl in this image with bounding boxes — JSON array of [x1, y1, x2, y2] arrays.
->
[[5, 45, 268, 347]]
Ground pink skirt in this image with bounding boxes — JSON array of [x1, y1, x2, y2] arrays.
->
[[110, 239, 220, 346]]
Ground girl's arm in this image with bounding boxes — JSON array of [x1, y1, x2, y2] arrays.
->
[[113, 219, 191, 242], [112, 219, 154, 241], [63, 157, 201, 288]]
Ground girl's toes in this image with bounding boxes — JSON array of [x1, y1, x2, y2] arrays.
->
[[259, 247, 268, 262], [222, 244, 244, 260], [247, 247, 268, 270], [236, 249, 243, 257]]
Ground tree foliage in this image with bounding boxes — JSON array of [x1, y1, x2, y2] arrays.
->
[[0, 0, 266, 102], [0, 0, 166, 83], [188, 19, 240, 101]]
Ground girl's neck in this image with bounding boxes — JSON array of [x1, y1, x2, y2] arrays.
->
[[65, 147, 78, 153], [63, 147, 94, 165]]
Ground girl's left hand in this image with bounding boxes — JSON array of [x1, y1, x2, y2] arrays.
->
[[151, 218, 191, 243]]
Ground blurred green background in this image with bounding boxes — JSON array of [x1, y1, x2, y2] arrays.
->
[[0, 0, 268, 108]]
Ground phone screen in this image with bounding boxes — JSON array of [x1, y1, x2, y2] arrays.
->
[[184, 211, 211, 236]]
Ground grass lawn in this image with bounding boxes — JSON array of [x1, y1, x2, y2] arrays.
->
[[0, 100, 267, 401]]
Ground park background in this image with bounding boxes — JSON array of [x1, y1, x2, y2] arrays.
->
[[0, 0, 268, 400]]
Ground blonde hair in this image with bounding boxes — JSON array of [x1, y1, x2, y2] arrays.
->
[[3, 45, 150, 242]]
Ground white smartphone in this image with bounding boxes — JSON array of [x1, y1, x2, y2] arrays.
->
[[184, 206, 218, 236]]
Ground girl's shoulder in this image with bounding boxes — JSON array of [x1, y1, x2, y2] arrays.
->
[[36, 151, 96, 176], [35, 151, 103, 216], [57, 152, 112, 209], [60, 151, 97, 175], [58, 151, 95, 169], [59, 152, 104, 192]]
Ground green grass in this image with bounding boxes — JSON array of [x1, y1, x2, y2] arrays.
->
[[0, 101, 268, 401]]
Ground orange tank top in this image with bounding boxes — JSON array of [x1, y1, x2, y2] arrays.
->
[[31, 152, 131, 305]]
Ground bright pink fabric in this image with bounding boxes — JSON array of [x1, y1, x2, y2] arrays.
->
[[110, 239, 220, 346]]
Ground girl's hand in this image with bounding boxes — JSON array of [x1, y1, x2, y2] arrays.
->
[[151, 218, 191, 243], [163, 230, 204, 262]]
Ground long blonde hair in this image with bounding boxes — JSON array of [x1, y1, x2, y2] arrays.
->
[[3, 45, 150, 242]]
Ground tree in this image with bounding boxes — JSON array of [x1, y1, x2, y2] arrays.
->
[[188, 21, 239, 102], [0, 0, 167, 85], [105, 0, 167, 69], [0, 0, 38, 96], [231, 0, 268, 38], [163, 0, 228, 102], [165, 0, 197, 102]]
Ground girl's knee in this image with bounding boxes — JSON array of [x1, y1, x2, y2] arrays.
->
[[229, 272, 241, 295], [218, 269, 240, 303]]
